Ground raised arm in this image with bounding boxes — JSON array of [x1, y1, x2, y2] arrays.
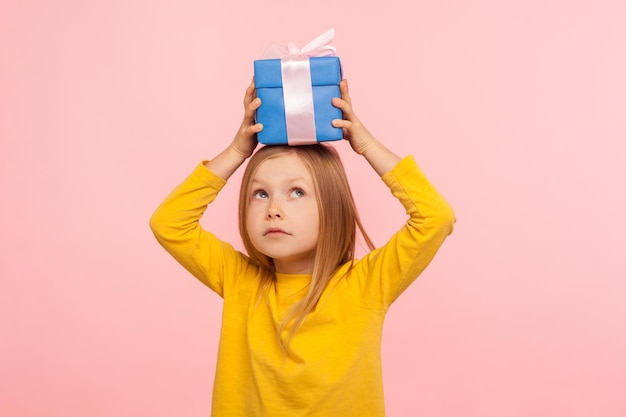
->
[[205, 80, 263, 179], [332, 80, 455, 307], [149, 82, 264, 293], [331, 79, 400, 176]]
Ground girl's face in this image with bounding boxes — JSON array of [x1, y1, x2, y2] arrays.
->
[[245, 152, 320, 275]]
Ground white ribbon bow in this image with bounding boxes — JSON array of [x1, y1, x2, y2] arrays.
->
[[261, 28, 336, 59]]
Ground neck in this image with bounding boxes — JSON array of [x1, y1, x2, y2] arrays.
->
[[273, 255, 315, 275]]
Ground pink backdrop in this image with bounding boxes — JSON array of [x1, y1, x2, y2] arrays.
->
[[1, 1, 625, 416]]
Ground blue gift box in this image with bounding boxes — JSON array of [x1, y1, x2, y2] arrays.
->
[[254, 56, 343, 145]]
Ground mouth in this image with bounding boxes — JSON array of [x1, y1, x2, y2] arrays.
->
[[264, 227, 290, 236]]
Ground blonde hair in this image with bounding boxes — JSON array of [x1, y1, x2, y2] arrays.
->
[[238, 144, 375, 350]]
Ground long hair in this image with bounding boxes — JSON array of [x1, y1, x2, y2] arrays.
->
[[238, 144, 375, 351]]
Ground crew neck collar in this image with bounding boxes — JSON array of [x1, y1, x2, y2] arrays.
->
[[274, 272, 312, 295]]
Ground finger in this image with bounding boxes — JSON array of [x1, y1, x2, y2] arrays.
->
[[332, 82, 351, 109], [244, 97, 261, 119], [249, 123, 263, 134], [332, 119, 352, 129], [332, 96, 355, 121], [249, 97, 261, 111], [238, 122, 263, 141], [332, 96, 351, 110], [243, 81, 257, 106], [339, 79, 351, 103], [332, 119, 350, 141]]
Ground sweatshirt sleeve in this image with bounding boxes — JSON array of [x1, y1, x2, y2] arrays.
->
[[149, 162, 253, 297], [345, 156, 456, 310]]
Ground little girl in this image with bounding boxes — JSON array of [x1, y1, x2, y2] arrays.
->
[[150, 79, 455, 417]]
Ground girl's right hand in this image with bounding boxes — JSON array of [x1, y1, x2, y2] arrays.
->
[[231, 80, 263, 159]]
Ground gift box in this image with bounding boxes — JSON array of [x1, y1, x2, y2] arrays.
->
[[253, 29, 343, 146]]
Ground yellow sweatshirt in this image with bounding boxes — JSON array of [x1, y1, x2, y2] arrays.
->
[[150, 156, 455, 417]]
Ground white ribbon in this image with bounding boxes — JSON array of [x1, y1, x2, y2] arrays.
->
[[260, 28, 336, 59]]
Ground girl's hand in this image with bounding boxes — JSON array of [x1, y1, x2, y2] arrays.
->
[[331, 79, 376, 155], [205, 81, 263, 180], [332, 79, 401, 176], [231, 80, 263, 159]]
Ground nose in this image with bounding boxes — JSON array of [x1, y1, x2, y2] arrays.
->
[[267, 201, 282, 219]]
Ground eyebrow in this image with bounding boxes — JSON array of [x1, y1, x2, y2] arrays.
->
[[251, 176, 308, 185]]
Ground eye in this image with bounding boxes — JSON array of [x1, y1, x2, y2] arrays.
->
[[289, 188, 305, 198], [252, 189, 268, 199]]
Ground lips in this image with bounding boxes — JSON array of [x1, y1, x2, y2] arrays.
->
[[264, 227, 289, 236]]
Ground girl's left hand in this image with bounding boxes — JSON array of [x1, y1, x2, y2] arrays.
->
[[331, 79, 376, 155]]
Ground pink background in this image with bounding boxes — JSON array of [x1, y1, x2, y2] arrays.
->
[[2, 0, 625, 416]]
